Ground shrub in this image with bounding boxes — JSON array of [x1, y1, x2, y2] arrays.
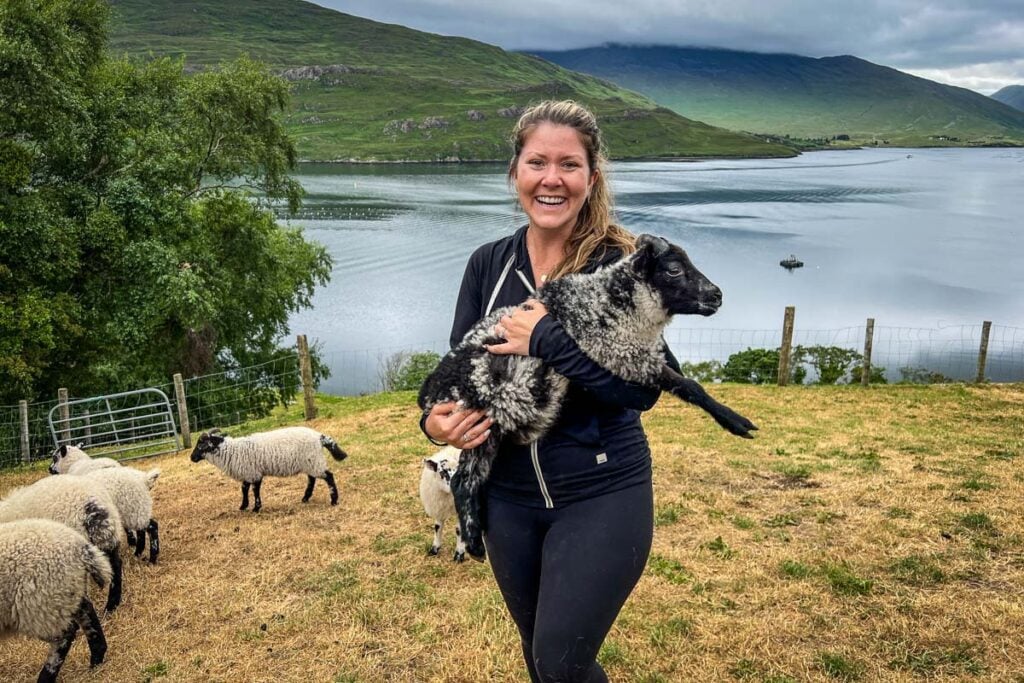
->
[[899, 367, 954, 384], [722, 348, 784, 384], [792, 345, 861, 384], [678, 360, 723, 383], [379, 351, 441, 391]]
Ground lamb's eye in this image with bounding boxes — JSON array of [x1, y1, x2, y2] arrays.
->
[[666, 267, 684, 277]]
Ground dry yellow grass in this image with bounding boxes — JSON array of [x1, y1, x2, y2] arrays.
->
[[1, 384, 1022, 682]]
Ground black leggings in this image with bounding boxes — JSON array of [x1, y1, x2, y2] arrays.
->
[[485, 482, 654, 683]]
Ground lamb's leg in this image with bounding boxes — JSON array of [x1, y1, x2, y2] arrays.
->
[[104, 549, 122, 613], [77, 597, 107, 667], [39, 618, 79, 683], [428, 520, 443, 556], [323, 470, 339, 505], [134, 527, 146, 557], [450, 433, 499, 562], [302, 475, 316, 502], [125, 529, 137, 547], [252, 479, 263, 512], [240, 481, 251, 511], [453, 523, 466, 563], [659, 365, 758, 438], [147, 519, 159, 564]]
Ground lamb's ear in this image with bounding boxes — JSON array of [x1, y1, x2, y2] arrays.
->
[[632, 234, 669, 275], [424, 459, 440, 472], [58, 444, 68, 456]]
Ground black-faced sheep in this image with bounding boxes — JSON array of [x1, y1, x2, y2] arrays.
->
[[0, 518, 112, 683], [49, 444, 119, 475], [420, 446, 467, 562], [0, 476, 124, 612], [190, 426, 348, 512], [419, 234, 757, 561]]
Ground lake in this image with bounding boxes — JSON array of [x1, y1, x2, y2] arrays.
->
[[285, 148, 1024, 393]]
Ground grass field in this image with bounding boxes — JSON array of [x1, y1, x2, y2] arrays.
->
[[1, 384, 1022, 682]]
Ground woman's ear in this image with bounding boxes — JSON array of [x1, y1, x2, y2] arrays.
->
[[588, 169, 599, 194]]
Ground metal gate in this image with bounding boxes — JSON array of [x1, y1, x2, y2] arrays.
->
[[48, 388, 180, 461]]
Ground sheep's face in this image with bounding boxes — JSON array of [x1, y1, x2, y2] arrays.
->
[[424, 458, 457, 493], [632, 234, 722, 317], [190, 432, 225, 462], [48, 443, 83, 475]]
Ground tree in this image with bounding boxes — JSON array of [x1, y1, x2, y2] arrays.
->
[[0, 0, 330, 403]]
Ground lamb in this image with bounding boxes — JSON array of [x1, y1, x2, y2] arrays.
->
[[80, 467, 161, 564], [49, 444, 119, 475], [0, 518, 112, 683], [419, 234, 757, 561], [190, 426, 349, 512], [419, 446, 467, 562], [0, 476, 124, 612]]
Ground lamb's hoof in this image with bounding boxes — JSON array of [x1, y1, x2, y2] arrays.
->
[[239, 504, 248, 511], [252, 506, 262, 513], [330, 499, 339, 506], [301, 498, 311, 504], [427, 546, 440, 556], [453, 551, 466, 563]]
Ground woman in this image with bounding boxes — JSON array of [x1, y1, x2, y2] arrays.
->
[[421, 100, 680, 682]]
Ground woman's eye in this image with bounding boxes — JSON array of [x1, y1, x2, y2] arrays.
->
[[528, 159, 544, 168], [562, 162, 579, 170]]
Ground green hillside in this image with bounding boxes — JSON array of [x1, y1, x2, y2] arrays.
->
[[992, 85, 1024, 112], [107, 1, 793, 161], [530, 45, 1024, 147]]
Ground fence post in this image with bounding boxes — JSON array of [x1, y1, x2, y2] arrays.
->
[[58, 388, 70, 443], [976, 320, 991, 383], [19, 400, 30, 462], [778, 306, 795, 386], [861, 318, 875, 386], [297, 334, 318, 420], [174, 373, 191, 449], [83, 410, 92, 447]]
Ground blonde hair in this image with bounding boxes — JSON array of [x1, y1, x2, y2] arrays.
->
[[508, 100, 635, 279]]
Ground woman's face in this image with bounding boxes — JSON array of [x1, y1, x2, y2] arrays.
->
[[514, 122, 597, 236]]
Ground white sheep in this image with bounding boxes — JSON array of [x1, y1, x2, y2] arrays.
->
[[80, 467, 161, 564], [0, 476, 124, 612], [49, 443, 119, 475], [420, 446, 467, 562], [190, 426, 349, 512], [0, 518, 112, 683]]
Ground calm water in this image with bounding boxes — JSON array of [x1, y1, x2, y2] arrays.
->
[[286, 148, 1024, 393]]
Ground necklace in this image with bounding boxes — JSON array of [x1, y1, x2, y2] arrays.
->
[[526, 231, 565, 286]]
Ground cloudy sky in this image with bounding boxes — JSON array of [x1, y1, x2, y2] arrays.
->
[[316, 0, 1023, 94]]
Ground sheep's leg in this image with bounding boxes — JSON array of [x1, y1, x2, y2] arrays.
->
[[240, 482, 251, 510], [39, 618, 79, 683], [428, 520, 443, 556], [453, 524, 466, 563], [302, 475, 316, 502], [134, 527, 146, 557], [252, 479, 263, 513], [659, 365, 758, 438], [451, 434, 498, 562], [125, 529, 137, 547], [104, 549, 123, 613], [323, 470, 339, 505], [147, 519, 159, 564], [77, 597, 107, 667]]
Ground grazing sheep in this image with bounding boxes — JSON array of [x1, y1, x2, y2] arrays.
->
[[0, 476, 124, 612], [419, 234, 757, 560], [0, 518, 112, 683], [49, 444, 119, 475], [80, 467, 161, 564], [190, 426, 349, 512], [419, 446, 467, 562]]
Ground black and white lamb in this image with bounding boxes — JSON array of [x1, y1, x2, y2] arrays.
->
[[0, 518, 112, 683], [0, 476, 124, 613], [49, 444, 119, 475], [190, 426, 349, 512], [80, 467, 161, 564], [418, 234, 757, 561], [419, 446, 467, 562]]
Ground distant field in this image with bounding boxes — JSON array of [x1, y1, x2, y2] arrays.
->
[[1, 384, 1022, 681]]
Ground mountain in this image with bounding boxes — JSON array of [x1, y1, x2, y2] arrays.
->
[[106, 1, 793, 161], [992, 86, 1024, 112], [529, 45, 1024, 146]]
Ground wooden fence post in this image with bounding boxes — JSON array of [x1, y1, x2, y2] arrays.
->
[[778, 306, 795, 386], [976, 320, 992, 383], [83, 410, 92, 447], [58, 388, 70, 443], [19, 401, 30, 462], [297, 334, 318, 420], [861, 318, 875, 386], [174, 373, 191, 449]]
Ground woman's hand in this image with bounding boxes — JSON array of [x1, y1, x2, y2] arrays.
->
[[486, 299, 548, 356], [424, 401, 493, 449]]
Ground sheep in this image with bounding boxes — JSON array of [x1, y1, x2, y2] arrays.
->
[[0, 518, 112, 683], [80, 467, 161, 564], [0, 476, 124, 612], [189, 426, 349, 512], [419, 234, 757, 561], [49, 444, 119, 475], [419, 446, 467, 562]]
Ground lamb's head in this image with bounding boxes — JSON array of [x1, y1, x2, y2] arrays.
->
[[49, 443, 86, 474], [631, 234, 722, 317], [190, 430, 225, 462], [424, 457, 458, 493]]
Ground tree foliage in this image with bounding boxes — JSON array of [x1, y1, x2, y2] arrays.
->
[[380, 351, 441, 392], [0, 0, 330, 403]]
